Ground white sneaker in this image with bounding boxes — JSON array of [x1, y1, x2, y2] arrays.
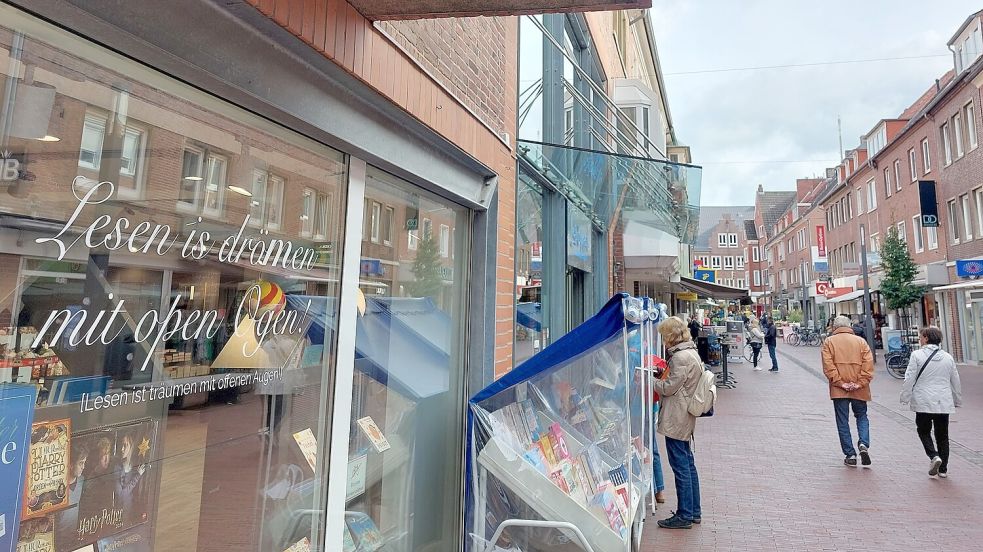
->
[[754, 366, 762, 371], [929, 456, 942, 476], [939, 472, 948, 478]]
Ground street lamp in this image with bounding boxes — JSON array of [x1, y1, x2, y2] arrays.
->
[[860, 224, 877, 361]]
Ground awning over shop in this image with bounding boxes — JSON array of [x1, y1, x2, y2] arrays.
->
[[677, 276, 749, 300], [932, 280, 983, 291], [349, 0, 651, 20], [825, 289, 866, 303]]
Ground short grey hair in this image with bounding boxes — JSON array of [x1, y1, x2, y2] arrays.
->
[[832, 315, 852, 329]]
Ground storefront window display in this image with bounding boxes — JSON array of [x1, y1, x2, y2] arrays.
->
[[0, 6, 346, 552], [342, 168, 470, 551]]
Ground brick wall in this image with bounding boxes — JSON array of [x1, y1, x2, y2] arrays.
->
[[378, 18, 511, 138]]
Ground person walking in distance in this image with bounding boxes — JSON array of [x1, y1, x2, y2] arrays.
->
[[651, 317, 704, 529], [900, 327, 962, 477], [821, 316, 875, 466], [749, 318, 765, 371], [763, 316, 779, 372]]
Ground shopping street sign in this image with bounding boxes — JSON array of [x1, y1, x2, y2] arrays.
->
[[956, 259, 983, 278]]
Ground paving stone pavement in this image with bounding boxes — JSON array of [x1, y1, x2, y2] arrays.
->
[[640, 343, 983, 552]]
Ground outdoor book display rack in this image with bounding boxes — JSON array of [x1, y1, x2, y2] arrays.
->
[[466, 294, 667, 552]]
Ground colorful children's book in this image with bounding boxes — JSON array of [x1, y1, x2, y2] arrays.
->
[[347, 512, 384, 552], [548, 468, 570, 494], [539, 435, 557, 467], [522, 448, 548, 475], [520, 400, 542, 441], [549, 423, 571, 460], [592, 483, 628, 539]]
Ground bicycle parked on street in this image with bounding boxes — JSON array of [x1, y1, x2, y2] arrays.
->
[[885, 343, 912, 379], [785, 326, 823, 347]]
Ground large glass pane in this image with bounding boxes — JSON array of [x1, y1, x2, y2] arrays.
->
[[515, 177, 546, 365], [0, 6, 347, 551], [345, 168, 469, 552]]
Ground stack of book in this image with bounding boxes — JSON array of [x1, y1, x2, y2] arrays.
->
[[488, 400, 633, 539]]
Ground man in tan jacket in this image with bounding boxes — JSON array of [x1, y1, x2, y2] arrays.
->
[[821, 315, 875, 466]]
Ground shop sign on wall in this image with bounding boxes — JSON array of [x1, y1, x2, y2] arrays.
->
[[566, 207, 592, 273], [0, 150, 20, 182], [0, 386, 35, 552]]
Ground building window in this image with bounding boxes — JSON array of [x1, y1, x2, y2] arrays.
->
[[941, 122, 953, 165], [855, 187, 864, 214], [912, 215, 924, 252], [921, 138, 931, 173], [383, 206, 394, 245], [711, 255, 721, 268], [78, 113, 106, 169], [370, 202, 381, 243], [897, 221, 907, 250], [301, 188, 332, 239], [718, 233, 727, 247], [966, 101, 979, 150], [724, 256, 734, 269], [250, 169, 284, 230], [927, 224, 939, 250], [179, 148, 227, 217], [975, 187, 983, 238], [736, 255, 745, 269], [962, 193, 974, 240], [908, 148, 917, 181], [737, 279, 745, 289], [954, 113, 965, 157], [948, 199, 961, 243], [866, 179, 877, 210], [422, 217, 433, 239], [753, 270, 761, 286], [439, 224, 450, 258], [894, 159, 902, 190], [752, 246, 760, 262], [884, 168, 892, 197], [728, 233, 738, 247]]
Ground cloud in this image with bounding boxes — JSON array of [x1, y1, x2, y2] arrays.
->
[[651, 0, 979, 206]]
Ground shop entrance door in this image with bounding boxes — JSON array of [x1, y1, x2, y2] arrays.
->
[[969, 294, 983, 362], [566, 267, 586, 331]]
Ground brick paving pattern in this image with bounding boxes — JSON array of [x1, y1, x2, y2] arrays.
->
[[640, 343, 983, 551]]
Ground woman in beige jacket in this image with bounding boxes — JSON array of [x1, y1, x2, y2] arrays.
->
[[652, 316, 705, 529]]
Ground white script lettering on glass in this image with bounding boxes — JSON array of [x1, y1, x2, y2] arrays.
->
[[31, 177, 315, 369]]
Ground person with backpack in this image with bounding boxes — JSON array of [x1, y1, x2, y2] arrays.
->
[[821, 316, 875, 466], [900, 327, 962, 477], [651, 316, 706, 529]]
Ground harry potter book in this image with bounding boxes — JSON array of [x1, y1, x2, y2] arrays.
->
[[23, 419, 71, 520]]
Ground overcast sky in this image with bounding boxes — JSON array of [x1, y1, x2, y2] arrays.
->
[[650, 0, 981, 207]]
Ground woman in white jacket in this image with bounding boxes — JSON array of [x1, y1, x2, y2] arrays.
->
[[900, 326, 962, 477]]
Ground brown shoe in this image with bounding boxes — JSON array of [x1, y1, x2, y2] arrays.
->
[[655, 491, 666, 503]]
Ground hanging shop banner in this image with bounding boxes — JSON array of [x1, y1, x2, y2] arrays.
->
[[566, 206, 593, 273], [693, 269, 716, 283], [815, 226, 827, 257], [823, 287, 855, 299], [815, 281, 831, 296], [919, 180, 939, 227], [0, 385, 36, 552], [676, 292, 698, 302], [956, 259, 983, 278]]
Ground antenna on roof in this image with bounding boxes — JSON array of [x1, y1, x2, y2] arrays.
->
[[837, 115, 844, 160]]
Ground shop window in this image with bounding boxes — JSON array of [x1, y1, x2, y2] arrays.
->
[[0, 8, 349, 551], [514, 177, 546, 366], [350, 168, 470, 552]]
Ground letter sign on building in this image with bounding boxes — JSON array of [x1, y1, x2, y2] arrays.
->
[[919, 180, 939, 227]]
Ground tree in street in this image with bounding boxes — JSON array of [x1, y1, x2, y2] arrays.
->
[[879, 226, 924, 328]]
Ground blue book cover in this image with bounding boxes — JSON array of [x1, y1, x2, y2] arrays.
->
[[0, 384, 37, 552]]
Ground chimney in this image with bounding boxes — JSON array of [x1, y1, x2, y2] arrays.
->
[[936, 78, 942, 92], [757, 184, 764, 193]]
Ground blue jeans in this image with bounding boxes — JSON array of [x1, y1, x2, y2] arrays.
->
[[664, 437, 701, 521], [833, 398, 870, 456], [767, 343, 778, 370], [653, 445, 665, 492]]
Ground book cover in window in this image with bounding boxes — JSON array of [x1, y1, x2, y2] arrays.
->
[[15, 516, 54, 552], [22, 419, 71, 520]]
